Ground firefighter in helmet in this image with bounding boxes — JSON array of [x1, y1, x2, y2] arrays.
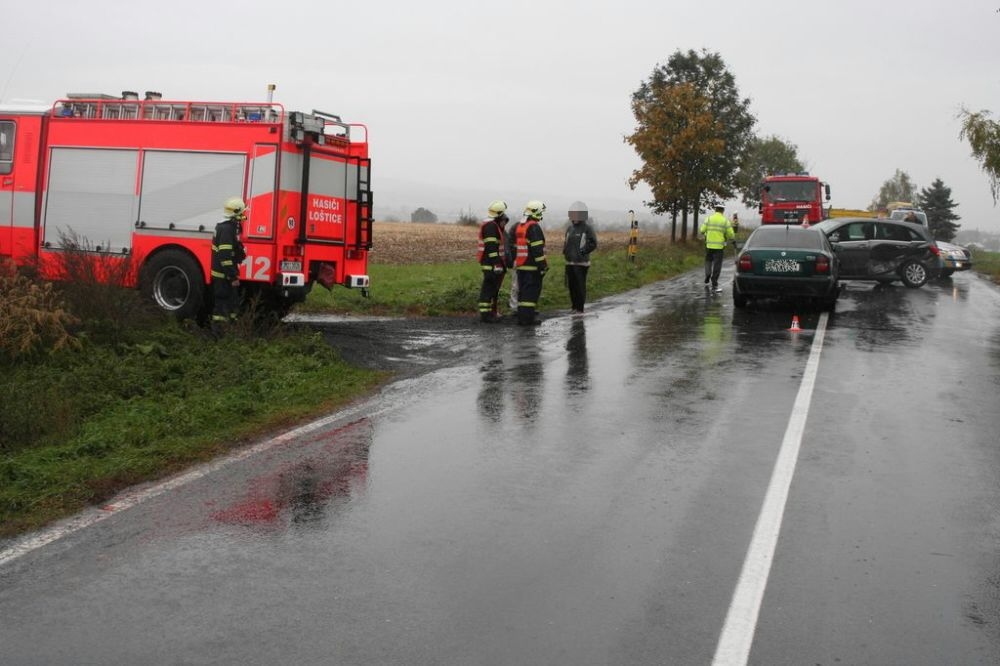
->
[[477, 200, 509, 322], [211, 197, 248, 329], [514, 200, 549, 325]]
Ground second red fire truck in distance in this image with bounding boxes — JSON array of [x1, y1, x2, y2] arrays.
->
[[759, 172, 831, 225], [0, 88, 372, 319]]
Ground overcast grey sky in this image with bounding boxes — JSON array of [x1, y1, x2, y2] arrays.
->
[[4, 1, 999, 229]]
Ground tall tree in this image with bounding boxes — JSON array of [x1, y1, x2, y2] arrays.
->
[[870, 169, 917, 211], [958, 107, 1000, 204], [626, 82, 722, 241], [734, 135, 804, 210], [917, 178, 961, 242], [628, 49, 756, 238]]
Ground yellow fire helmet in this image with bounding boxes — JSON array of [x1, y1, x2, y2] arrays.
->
[[487, 200, 508, 218], [523, 200, 546, 220], [223, 197, 248, 221]]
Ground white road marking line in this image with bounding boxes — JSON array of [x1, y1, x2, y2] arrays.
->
[[0, 401, 386, 569], [712, 312, 828, 666]]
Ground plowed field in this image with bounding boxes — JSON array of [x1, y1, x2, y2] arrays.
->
[[371, 221, 667, 265]]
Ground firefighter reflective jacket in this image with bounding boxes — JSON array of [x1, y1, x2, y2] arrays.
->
[[699, 212, 734, 250], [211, 218, 246, 281], [514, 219, 548, 272], [477, 217, 507, 270]]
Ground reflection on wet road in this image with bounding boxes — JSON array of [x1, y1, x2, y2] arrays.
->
[[3, 270, 1000, 665]]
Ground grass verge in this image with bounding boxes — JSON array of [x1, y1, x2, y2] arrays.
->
[[971, 248, 1000, 282], [0, 323, 385, 538], [300, 235, 708, 316]]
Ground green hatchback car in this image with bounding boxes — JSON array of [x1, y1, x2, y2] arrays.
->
[[733, 225, 840, 311]]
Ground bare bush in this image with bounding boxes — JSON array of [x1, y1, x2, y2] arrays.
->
[[456, 211, 479, 226], [51, 231, 159, 341], [0, 259, 79, 361]]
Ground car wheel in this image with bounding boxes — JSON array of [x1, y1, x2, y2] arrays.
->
[[899, 259, 929, 288], [733, 287, 748, 308]]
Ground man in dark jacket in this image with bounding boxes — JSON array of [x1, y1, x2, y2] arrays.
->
[[505, 215, 520, 313], [563, 201, 598, 313], [211, 197, 248, 329]]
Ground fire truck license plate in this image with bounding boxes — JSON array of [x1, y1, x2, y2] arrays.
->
[[280, 260, 303, 272], [764, 259, 800, 273]]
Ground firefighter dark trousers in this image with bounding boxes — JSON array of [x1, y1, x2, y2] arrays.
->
[[212, 279, 240, 324], [516, 269, 544, 325], [565, 265, 589, 312], [478, 270, 506, 321], [704, 248, 724, 287]]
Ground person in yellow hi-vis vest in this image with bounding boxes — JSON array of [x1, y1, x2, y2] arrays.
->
[[699, 204, 734, 293]]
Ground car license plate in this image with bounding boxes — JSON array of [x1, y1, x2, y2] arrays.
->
[[280, 260, 303, 272], [764, 259, 800, 273]]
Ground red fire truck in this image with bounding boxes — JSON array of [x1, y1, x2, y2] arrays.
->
[[0, 89, 372, 319], [759, 173, 830, 225]]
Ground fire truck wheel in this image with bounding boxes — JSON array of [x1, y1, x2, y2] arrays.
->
[[141, 250, 205, 320]]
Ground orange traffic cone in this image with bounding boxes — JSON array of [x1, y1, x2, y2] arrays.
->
[[789, 315, 802, 332]]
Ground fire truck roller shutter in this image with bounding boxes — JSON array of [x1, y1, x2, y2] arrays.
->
[[44, 148, 138, 252], [139, 151, 246, 233], [139, 247, 207, 321]]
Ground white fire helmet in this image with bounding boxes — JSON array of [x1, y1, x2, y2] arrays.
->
[[487, 200, 508, 219], [568, 201, 588, 223], [223, 197, 247, 221]]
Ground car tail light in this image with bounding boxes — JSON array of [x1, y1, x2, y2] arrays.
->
[[738, 252, 752, 272], [815, 255, 830, 274]]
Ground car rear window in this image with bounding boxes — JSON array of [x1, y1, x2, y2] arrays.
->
[[748, 227, 823, 250]]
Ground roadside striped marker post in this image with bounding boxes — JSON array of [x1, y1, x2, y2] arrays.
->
[[627, 209, 638, 263]]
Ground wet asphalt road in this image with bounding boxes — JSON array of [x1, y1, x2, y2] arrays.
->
[[2, 266, 1000, 665]]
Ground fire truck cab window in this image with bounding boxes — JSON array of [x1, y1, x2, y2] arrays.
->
[[0, 121, 14, 174], [768, 181, 814, 201]]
